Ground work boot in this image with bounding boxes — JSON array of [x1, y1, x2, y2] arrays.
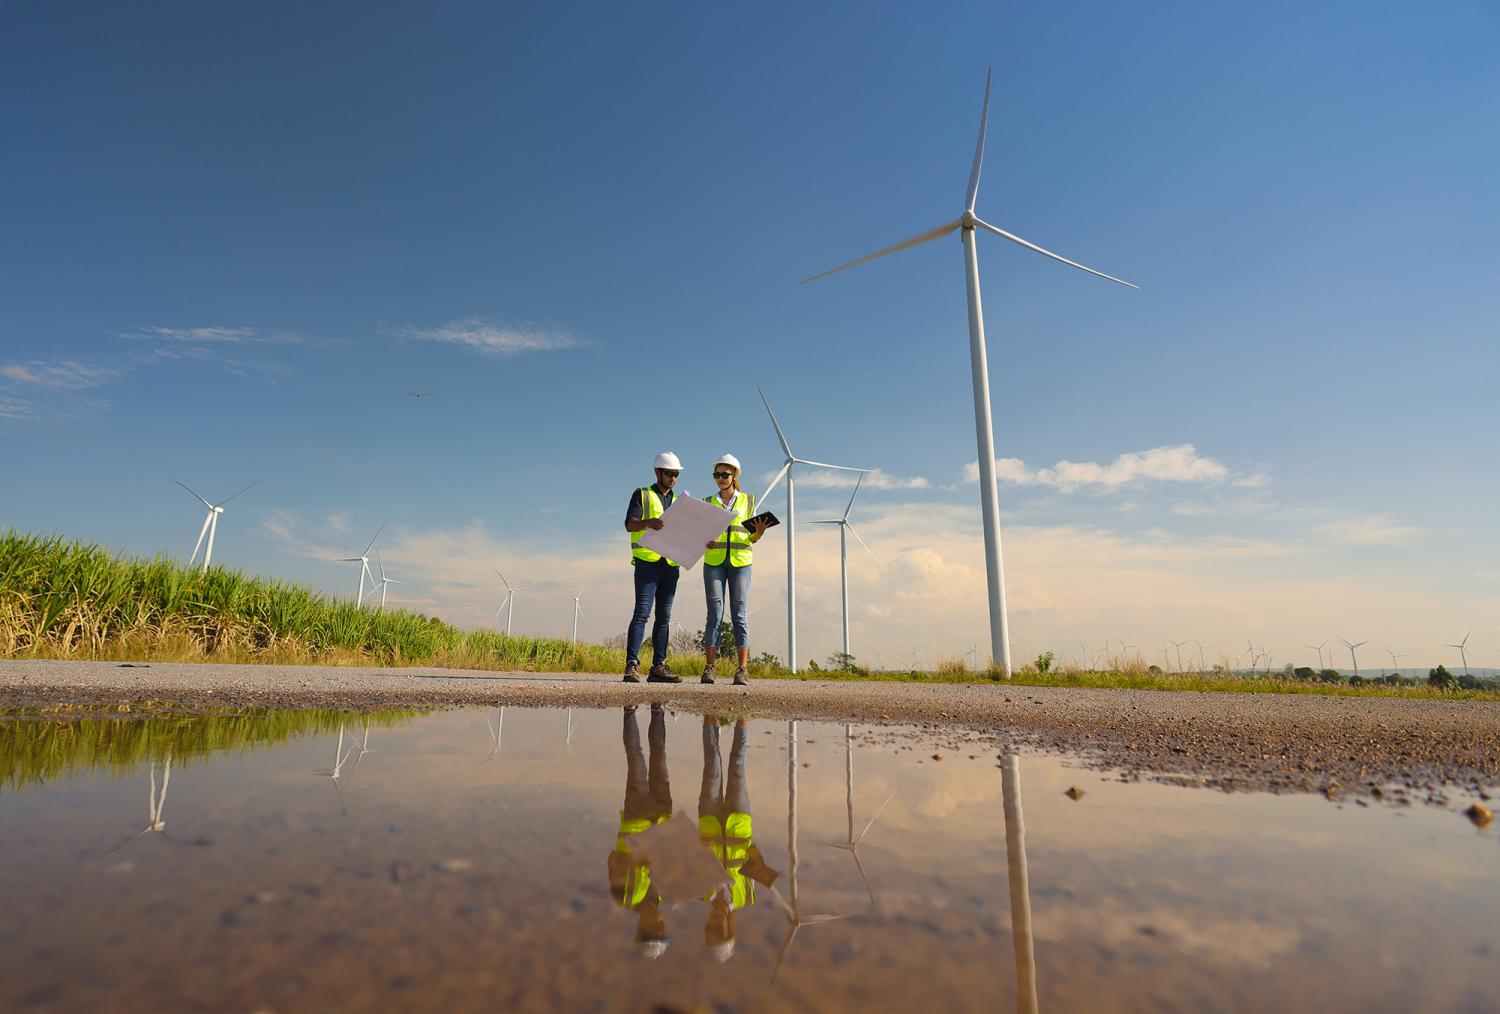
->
[[733, 667, 749, 686], [623, 660, 641, 683], [647, 661, 682, 684], [700, 671, 715, 684]]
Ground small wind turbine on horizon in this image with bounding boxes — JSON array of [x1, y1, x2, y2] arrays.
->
[[1386, 648, 1405, 675], [1307, 640, 1329, 671], [1194, 640, 1212, 673], [570, 586, 586, 643], [758, 387, 869, 672], [176, 480, 258, 571], [371, 551, 403, 612], [494, 569, 523, 636], [338, 524, 385, 606], [810, 473, 882, 659], [800, 68, 1136, 675], [1445, 632, 1472, 677], [1339, 637, 1369, 679], [1169, 638, 1189, 673]]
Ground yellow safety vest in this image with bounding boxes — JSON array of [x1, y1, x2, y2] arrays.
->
[[630, 486, 678, 566], [702, 490, 755, 568], [698, 811, 757, 909], [614, 812, 670, 909]]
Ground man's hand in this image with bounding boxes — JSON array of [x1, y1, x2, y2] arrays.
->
[[645, 518, 665, 531]]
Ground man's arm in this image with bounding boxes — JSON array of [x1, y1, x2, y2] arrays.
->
[[623, 489, 665, 532]]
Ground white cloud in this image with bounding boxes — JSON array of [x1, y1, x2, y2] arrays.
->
[[325, 512, 352, 534], [0, 360, 116, 389], [776, 467, 929, 491], [123, 324, 304, 379], [962, 444, 1234, 492], [0, 396, 32, 419], [128, 325, 302, 345], [1313, 514, 1425, 546], [400, 318, 585, 357]]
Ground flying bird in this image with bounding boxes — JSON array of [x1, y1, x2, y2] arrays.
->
[[407, 391, 431, 398]]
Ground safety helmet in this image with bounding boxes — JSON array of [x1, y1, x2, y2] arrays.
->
[[653, 451, 683, 471], [712, 453, 741, 475], [638, 938, 670, 959]]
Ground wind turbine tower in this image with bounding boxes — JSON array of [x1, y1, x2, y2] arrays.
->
[[758, 388, 868, 672], [176, 480, 258, 572], [810, 473, 881, 658], [1339, 637, 1368, 679], [571, 587, 586, 643], [1386, 648, 1405, 676], [1445, 633, 1471, 677], [338, 523, 385, 606], [1307, 640, 1328, 672], [801, 69, 1136, 674], [372, 551, 402, 612], [1169, 638, 1189, 673], [494, 569, 522, 636]]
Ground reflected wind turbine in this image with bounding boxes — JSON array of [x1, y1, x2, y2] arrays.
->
[[810, 473, 882, 659], [177, 480, 258, 571], [801, 69, 1136, 675], [338, 524, 384, 606], [758, 388, 869, 672], [820, 725, 890, 909], [103, 751, 174, 855], [1002, 749, 1039, 1014]]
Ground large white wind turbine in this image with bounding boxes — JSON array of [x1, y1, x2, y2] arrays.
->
[[1445, 632, 1471, 677], [810, 473, 882, 659], [758, 388, 868, 672], [494, 569, 523, 636], [338, 523, 384, 606], [801, 69, 1136, 674], [177, 480, 258, 571], [1339, 637, 1368, 679]]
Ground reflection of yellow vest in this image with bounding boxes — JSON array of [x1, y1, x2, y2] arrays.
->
[[630, 487, 678, 566], [614, 812, 671, 909], [702, 491, 755, 568], [699, 812, 756, 909]]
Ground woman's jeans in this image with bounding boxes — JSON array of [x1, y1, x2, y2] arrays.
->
[[626, 559, 679, 665], [702, 563, 751, 649]]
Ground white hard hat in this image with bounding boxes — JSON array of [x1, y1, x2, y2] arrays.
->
[[638, 939, 670, 959], [712, 453, 741, 474], [653, 451, 682, 471], [708, 939, 735, 963]]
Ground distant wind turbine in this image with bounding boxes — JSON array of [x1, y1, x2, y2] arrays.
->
[[1193, 640, 1212, 673], [338, 523, 384, 606], [801, 69, 1136, 675], [758, 388, 868, 672], [494, 569, 523, 635], [570, 586, 586, 642], [176, 480, 258, 571], [1444, 632, 1472, 678], [1307, 640, 1329, 671], [810, 473, 882, 659], [371, 551, 403, 612], [1386, 648, 1405, 676], [1339, 637, 1369, 679], [1169, 638, 1189, 673]]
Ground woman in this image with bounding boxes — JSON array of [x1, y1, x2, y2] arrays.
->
[[700, 453, 763, 685]]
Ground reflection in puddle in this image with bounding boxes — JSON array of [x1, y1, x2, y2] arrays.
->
[[1, 705, 1496, 1012]]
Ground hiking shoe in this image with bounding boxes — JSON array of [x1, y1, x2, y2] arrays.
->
[[647, 662, 682, 684], [623, 661, 641, 683], [733, 668, 749, 686], [700, 672, 716, 684]]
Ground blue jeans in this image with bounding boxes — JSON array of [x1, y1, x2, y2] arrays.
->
[[626, 559, 679, 665], [703, 563, 751, 649]]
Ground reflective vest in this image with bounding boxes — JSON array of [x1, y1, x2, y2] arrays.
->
[[630, 486, 678, 566], [614, 812, 670, 909], [702, 490, 755, 568], [698, 811, 757, 909]]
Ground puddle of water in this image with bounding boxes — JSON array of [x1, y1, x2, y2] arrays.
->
[[0, 704, 1496, 1012]]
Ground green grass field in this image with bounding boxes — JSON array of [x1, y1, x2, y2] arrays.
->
[[2, 530, 1494, 700]]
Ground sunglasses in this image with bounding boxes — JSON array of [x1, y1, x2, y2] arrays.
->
[[658, 469, 679, 478], [712, 471, 734, 479]]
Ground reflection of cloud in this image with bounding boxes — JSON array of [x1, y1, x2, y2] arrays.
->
[[399, 319, 586, 357], [961, 444, 1233, 492], [1038, 897, 1303, 970], [1313, 514, 1424, 546]]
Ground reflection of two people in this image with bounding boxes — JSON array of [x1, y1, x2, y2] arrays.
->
[[608, 706, 778, 962]]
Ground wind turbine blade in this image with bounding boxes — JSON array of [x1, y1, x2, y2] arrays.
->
[[217, 479, 260, 506], [175, 480, 214, 510], [375, 549, 386, 580], [972, 218, 1138, 289], [964, 67, 992, 213], [808, 519, 842, 525], [842, 472, 865, 521], [757, 387, 794, 458], [495, 568, 513, 592], [759, 461, 792, 504], [801, 219, 962, 285], [363, 522, 386, 556], [795, 459, 869, 473], [847, 523, 882, 566], [337, 557, 363, 563]]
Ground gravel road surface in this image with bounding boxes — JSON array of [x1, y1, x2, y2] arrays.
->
[[3, 659, 1497, 807]]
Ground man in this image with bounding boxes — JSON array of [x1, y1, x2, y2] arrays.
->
[[623, 451, 684, 683], [607, 705, 673, 956]]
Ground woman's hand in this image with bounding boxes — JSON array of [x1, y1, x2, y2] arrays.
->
[[705, 540, 716, 550]]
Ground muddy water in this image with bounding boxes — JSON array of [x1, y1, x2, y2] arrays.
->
[[0, 705, 1495, 1013]]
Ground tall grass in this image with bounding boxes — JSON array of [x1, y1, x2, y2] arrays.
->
[[0, 530, 787, 675]]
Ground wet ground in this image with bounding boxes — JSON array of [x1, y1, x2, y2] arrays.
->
[[1, 704, 1497, 1012]]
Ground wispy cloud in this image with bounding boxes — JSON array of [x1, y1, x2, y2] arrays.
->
[[127, 325, 303, 346], [123, 324, 304, 379], [778, 467, 929, 491], [962, 444, 1234, 492], [0, 360, 117, 389], [1313, 514, 1425, 546], [398, 318, 586, 357], [0, 396, 33, 419]]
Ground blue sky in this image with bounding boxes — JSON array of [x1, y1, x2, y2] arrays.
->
[[3, 2, 1497, 671]]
